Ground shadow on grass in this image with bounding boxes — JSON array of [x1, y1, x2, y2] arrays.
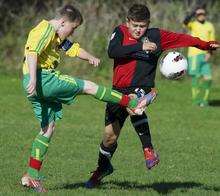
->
[[52, 180, 220, 194], [208, 100, 220, 107]]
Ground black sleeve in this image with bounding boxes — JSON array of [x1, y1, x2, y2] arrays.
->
[[108, 27, 143, 58], [183, 11, 195, 25], [130, 51, 150, 61]]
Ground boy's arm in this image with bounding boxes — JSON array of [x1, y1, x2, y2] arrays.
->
[[26, 52, 38, 97], [108, 27, 143, 58], [78, 48, 100, 67], [160, 29, 219, 51], [60, 39, 100, 67]]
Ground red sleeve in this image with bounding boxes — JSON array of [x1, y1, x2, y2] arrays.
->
[[160, 29, 214, 51]]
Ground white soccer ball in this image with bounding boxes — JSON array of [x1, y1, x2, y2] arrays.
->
[[159, 51, 188, 79]]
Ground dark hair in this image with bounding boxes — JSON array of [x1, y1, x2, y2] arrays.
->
[[195, 4, 206, 12], [127, 4, 150, 21], [58, 4, 83, 25]]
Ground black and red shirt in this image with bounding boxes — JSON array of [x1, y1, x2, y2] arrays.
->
[[108, 24, 214, 89]]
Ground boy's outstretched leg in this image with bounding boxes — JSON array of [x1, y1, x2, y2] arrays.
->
[[21, 122, 55, 192], [82, 80, 146, 114]]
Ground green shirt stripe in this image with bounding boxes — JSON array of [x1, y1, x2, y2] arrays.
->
[[35, 24, 50, 52], [35, 24, 53, 54], [36, 25, 53, 53]]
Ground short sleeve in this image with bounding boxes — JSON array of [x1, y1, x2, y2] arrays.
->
[[26, 23, 54, 55], [66, 43, 80, 57]]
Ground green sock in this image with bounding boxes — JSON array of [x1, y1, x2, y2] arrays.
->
[[191, 76, 200, 103], [27, 134, 50, 179], [201, 80, 212, 102], [94, 86, 137, 108]]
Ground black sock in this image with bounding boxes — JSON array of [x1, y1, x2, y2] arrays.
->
[[98, 142, 117, 171], [130, 113, 153, 149]]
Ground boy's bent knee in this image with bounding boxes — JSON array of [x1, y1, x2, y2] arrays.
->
[[103, 136, 117, 147], [103, 130, 118, 147]]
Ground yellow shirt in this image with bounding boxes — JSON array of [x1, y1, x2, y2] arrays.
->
[[186, 20, 215, 57], [23, 20, 80, 74]]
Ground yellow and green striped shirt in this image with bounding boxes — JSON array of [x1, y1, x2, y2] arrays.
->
[[23, 20, 80, 74], [186, 20, 215, 57]]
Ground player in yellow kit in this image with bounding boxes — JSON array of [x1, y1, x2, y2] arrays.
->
[[20, 4, 148, 192], [184, 6, 215, 106]]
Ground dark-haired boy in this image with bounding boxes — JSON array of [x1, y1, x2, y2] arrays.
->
[[86, 3, 219, 188]]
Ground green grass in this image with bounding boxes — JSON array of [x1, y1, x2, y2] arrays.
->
[[0, 74, 220, 196]]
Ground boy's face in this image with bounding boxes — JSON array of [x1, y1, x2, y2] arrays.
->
[[57, 20, 80, 40], [195, 9, 206, 22], [126, 19, 149, 39]]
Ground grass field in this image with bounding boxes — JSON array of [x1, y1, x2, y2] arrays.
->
[[0, 74, 220, 196]]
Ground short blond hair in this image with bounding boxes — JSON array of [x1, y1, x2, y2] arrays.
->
[[57, 4, 83, 25]]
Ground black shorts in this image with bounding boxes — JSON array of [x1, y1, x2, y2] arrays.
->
[[105, 86, 151, 127]]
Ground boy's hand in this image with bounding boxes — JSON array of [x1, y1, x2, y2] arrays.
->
[[142, 41, 157, 52], [88, 56, 100, 67], [27, 79, 36, 97], [208, 41, 220, 50]]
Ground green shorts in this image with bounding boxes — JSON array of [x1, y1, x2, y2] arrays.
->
[[188, 54, 212, 79], [23, 69, 85, 128]]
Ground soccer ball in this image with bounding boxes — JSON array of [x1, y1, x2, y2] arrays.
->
[[159, 51, 188, 79]]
